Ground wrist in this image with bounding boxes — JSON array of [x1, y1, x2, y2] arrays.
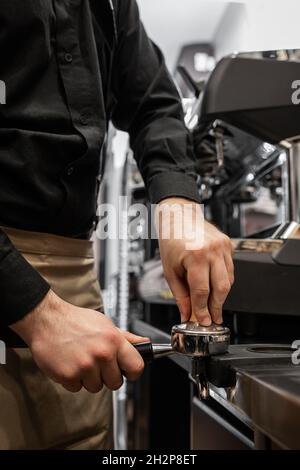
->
[[10, 290, 59, 346], [156, 198, 204, 245], [158, 197, 200, 206]]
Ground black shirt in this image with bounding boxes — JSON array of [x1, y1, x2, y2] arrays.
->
[[0, 0, 200, 326]]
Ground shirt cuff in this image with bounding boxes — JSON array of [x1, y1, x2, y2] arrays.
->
[[146, 171, 201, 205], [0, 249, 50, 326]]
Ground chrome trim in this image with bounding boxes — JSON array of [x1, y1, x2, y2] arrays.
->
[[232, 238, 283, 253]]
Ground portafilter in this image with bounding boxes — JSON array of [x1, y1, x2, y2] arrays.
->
[[133, 322, 230, 400]]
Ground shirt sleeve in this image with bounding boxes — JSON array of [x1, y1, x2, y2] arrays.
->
[[110, 0, 201, 204], [0, 229, 50, 326]]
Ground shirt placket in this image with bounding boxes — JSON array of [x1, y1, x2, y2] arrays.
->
[[53, 0, 105, 177]]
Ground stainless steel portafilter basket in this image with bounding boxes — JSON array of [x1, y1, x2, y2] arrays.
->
[[133, 322, 230, 399]]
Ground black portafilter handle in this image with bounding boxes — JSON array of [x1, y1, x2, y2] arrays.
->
[[133, 342, 154, 364], [133, 342, 174, 364]]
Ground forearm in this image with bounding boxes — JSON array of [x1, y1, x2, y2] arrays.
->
[[0, 229, 50, 326], [111, 0, 201, 205]]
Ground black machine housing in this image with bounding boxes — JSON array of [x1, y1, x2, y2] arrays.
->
[[197, 50, 300, 318]]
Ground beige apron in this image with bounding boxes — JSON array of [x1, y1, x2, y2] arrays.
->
[[0, 226, 113, 450]]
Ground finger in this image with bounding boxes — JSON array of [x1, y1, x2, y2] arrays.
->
[[61, 381, 83, 393], [186, 262, 211, 325], [101, 358, 123, 391], [224, 252, 235, 285], [117, 341, 144, 382], [166, 273, 192, 322], [176, 296, 192, 323], [119, 330, 149, 344], [81, 368, 103, 394], [209, 257, 231, 324]]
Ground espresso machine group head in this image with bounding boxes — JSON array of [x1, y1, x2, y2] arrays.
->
[[133, 322, 230, 400]]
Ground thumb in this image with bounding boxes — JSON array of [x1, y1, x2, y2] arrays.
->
[[118, 329, 150, 344]]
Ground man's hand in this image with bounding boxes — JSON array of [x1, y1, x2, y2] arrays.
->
[[11, 290, 147, 393], [156, 197, 234, 325]]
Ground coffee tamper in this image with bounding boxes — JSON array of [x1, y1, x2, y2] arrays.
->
[[133, 322, 230, 400]]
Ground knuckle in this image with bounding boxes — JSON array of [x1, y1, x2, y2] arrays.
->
[[216, 282, 231, 296], [222, 234, 230, 244], [88, 384, 103, 394], [192, 287, 210, 298], [186, 249, 206, 263], [78, 358, 94, 373], [212, 239, 221, 251], [196, 247, 208, 259], [105, 328, 119, 345], [63, 383, 82, 393], [97, 347, 115, 362], [110, 380, 123, 391], [223, 235, 233, 251], [209, 235, 231, 253], [58, 368, 79, 383]]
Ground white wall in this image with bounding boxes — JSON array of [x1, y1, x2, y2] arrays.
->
[[214, 3, 247, 60], [215, 0, 300, 60], [137, 0, 227, 71], [138, 0, 300, 67]]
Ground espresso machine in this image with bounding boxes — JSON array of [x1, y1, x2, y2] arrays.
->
[[196, 50, 300, 318], [128, 49, 300, 450]]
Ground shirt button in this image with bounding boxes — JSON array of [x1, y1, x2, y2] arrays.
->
[[80, 111, 90, 126], [64, 53, 73, 63], [66, 166, 74, 176]]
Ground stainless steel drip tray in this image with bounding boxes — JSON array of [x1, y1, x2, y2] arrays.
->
[[246, 345, 293, 354], [206, 343, 294, 388], [208, 344, 300, 449]]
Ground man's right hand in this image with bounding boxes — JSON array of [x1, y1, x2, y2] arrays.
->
[[10, 290, 147, 393]]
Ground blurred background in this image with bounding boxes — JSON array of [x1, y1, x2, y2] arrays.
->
[[137, 0, 300, 70]]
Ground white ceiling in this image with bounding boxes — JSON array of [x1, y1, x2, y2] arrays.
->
[[137, 0, 229, 71]]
